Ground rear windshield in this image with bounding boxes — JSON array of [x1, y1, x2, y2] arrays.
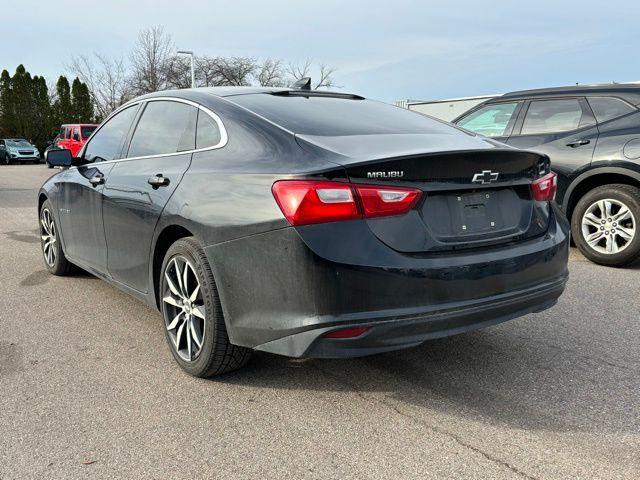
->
[[81, 126, 97, 139], [230, 94, 460, 136]]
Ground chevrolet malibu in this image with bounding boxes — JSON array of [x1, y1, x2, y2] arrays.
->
[[40, 86, 570, 376]]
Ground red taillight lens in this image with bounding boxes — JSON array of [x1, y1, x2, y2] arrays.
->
[[324, 326, 370, 339], [271, 181, 360, 225], [531, 172, 558, 202], [272, 180, 422, 226], [355, 185, 422, 218]]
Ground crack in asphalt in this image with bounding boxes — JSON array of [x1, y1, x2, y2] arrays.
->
[[313, 363, 540, 480]]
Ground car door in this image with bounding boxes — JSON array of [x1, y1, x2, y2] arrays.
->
[[102, 99, 197, 293], [454, 101, 523, 143], [69, 126, 81, 156], [505, 98, 598, 183], [58, 127, 71, 151], [57, 104, 140, 272]]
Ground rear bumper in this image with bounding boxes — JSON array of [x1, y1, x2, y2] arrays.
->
[[205, 204, 570, 358], [254, 276, 565, 358]]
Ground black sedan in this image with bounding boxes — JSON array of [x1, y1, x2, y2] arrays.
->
[[40, 86, 570, 376]]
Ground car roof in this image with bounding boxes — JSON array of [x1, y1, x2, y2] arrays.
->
[[496, 83, 640, 105], [61, 123, 99, 127], [137, 86, 361, 101]]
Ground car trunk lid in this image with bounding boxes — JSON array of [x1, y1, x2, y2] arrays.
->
[[296, 134, 551, 253]]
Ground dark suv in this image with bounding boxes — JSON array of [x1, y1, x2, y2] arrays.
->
[[454, 84, 640, 267]]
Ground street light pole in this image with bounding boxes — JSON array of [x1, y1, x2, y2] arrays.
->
[[177, 50, 195, 89]]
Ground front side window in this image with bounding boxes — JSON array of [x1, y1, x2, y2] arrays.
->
[[456, 102, 519, 137], [521, 99, 589, 135], [587, 97, 636, 123], [65, 127, 72, 139], [84, 105, 139, 162], [196, 110, 222, 149], [127, 101, 197, 158]]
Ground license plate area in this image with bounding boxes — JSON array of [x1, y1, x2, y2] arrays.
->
[[455, 191, 500, 234], [421, 188, 526, 242]]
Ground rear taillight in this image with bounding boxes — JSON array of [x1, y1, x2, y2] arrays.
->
[[531, 172, 558, 202], [272, 180, 422, 226]]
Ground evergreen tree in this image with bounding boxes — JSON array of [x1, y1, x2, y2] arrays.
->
[[11, 65, 35, 139], [71, 77, 93, 122], [0, 69, 14, 137], [31, 75, 52, 152], [54, 75, 73, 125]]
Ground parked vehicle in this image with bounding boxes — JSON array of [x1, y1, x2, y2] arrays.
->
[[453, 84, 640, 267], [40, 86, 569, 376], [56, 124, 98, 157], [0, 139, 40, 164]]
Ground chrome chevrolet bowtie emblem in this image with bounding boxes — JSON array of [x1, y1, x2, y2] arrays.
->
[[472, 170, 499, 184]]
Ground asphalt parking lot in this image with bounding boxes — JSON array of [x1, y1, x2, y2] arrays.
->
[[1, 164, 639, 480]]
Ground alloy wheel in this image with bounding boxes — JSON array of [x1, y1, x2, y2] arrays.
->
[[162, 256, 205, 362], [40, 208, 57, 267], [581, 198, 635, 255]]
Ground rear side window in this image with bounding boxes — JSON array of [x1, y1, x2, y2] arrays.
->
[[456, 102, 519, 137], [587, 97, 636, 123], [127, 101, 197, 158], [521, 99, 589, 135], [84, 105, 138, 162], [196, 110, 222, 149], [65, 127, 72, 139], [72, 128, 80, 141], [230, 94, 460, 136], [81, 126, 96, 139]]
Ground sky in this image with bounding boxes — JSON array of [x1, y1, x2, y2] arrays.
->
[[2, 0, 640, 103]]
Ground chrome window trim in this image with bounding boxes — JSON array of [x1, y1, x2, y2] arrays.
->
[[78, 96, 228, 167]]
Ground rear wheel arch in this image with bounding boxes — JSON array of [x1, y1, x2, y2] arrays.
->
[[38, 192, 48, 215], [152, 224, 194, 309], [564, 167, 640, 221]]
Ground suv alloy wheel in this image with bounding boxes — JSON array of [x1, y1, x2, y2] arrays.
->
[[572, 184, 640, 266]]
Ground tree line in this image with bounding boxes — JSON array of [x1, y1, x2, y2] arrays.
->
[[0, 26, 337, 154], [0, 66, 92, 153], [69, 26, 337, 120]]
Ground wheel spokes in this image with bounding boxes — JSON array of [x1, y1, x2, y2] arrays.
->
[[162, 255, 206, 362]]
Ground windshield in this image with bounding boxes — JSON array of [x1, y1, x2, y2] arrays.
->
[[230, 93, 462, 136], [6, 140, 32, 148], [81, 126, 97, 139]]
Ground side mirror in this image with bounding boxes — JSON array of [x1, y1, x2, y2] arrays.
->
[[45, 148, 73, 167], [47, 140, 52, 146]]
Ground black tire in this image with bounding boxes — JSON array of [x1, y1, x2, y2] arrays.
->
[[571, 184, 640, 267], [3, 154, 10, 165], [39, 200, 73, 275], [159, 237, 251, 377]]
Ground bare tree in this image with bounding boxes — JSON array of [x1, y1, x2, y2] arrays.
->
[[256, 59, 286, 87], [68, 54, 131, 120], [287, 59, 312, 82], [286, 59, 338, 89], [316, 64, 337, 89], [129, 26, 174, 95]]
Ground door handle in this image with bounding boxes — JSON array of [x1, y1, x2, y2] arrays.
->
[[89, 174, 104, 186], [566, 139, 590, 148], [148, 174, 170, 188]]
